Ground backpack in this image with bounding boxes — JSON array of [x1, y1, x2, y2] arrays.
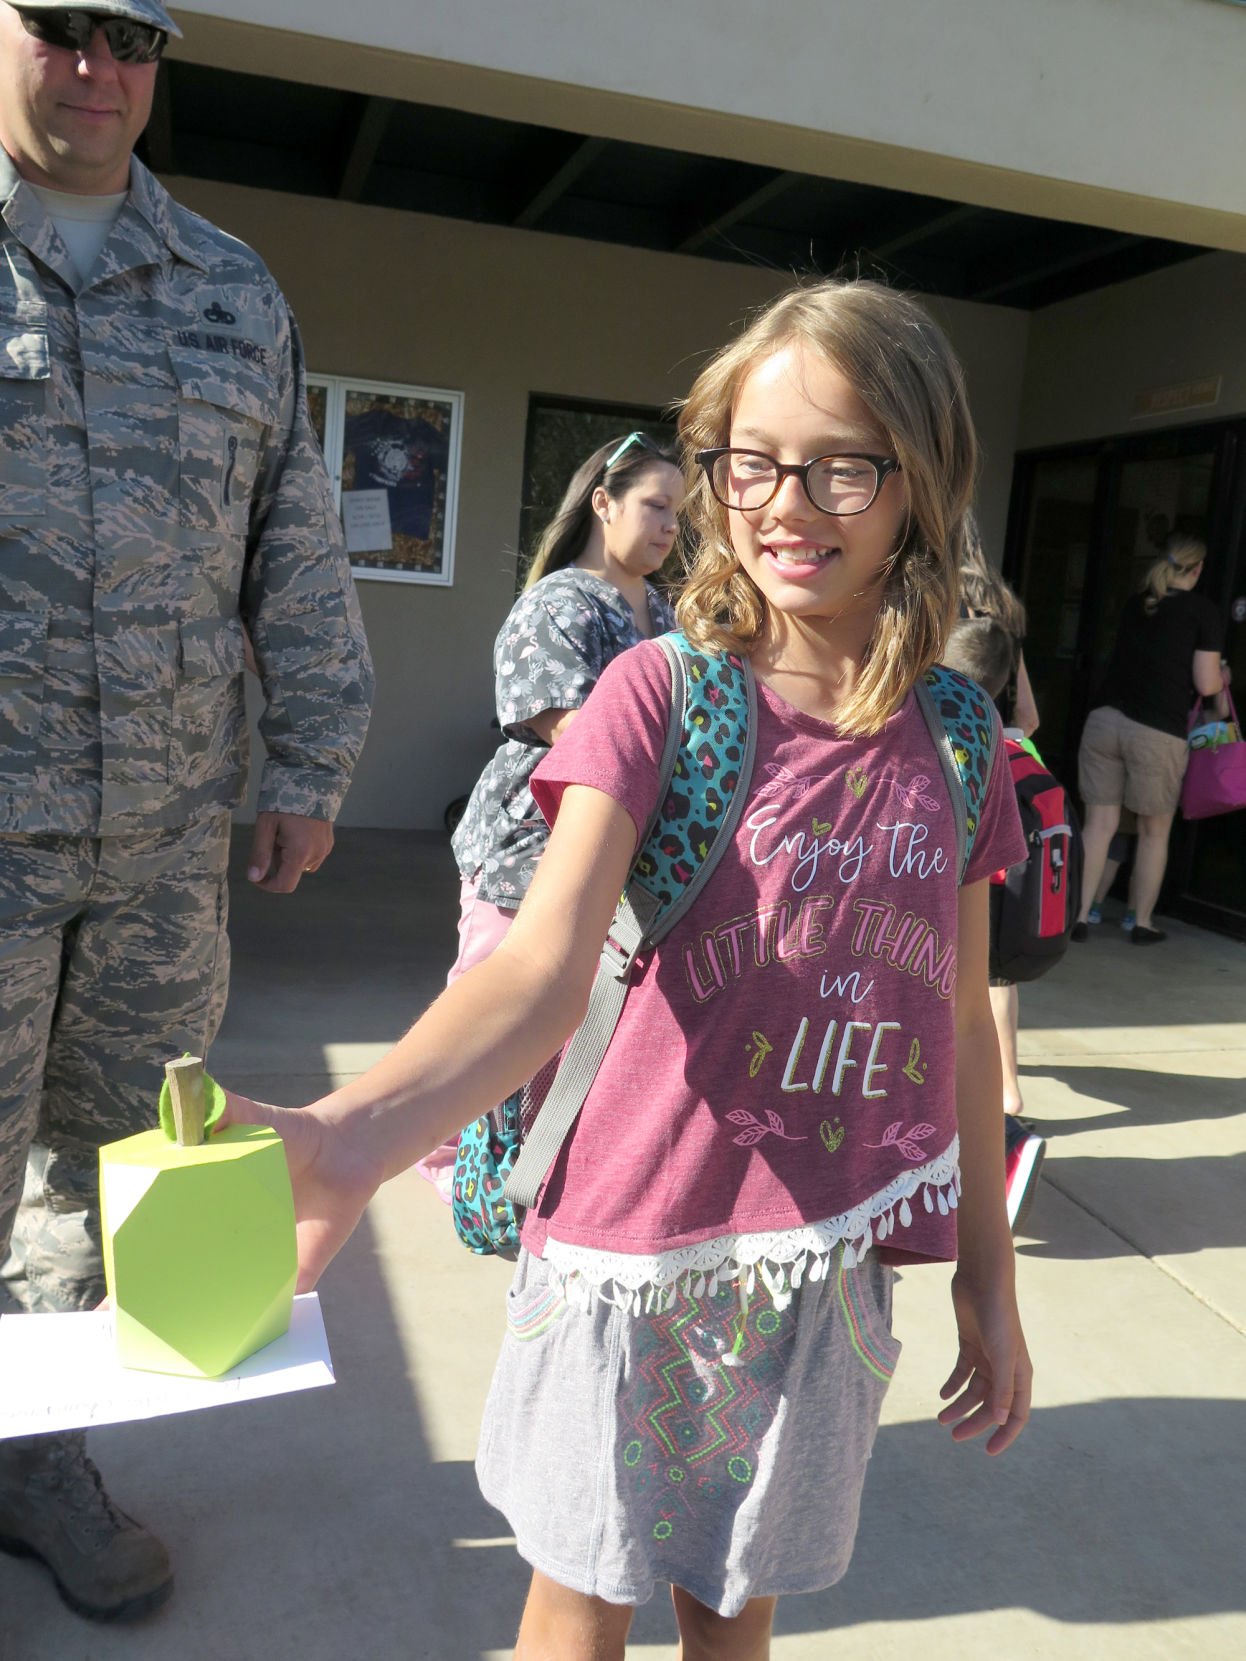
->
[[450, 637, 999, 1258], [988, 737, 1083, 983]]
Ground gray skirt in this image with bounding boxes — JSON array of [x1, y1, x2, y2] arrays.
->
[[475, 1245, 901, 1618]]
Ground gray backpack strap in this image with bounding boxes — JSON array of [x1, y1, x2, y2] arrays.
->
[[506, 637, 757, 1211]]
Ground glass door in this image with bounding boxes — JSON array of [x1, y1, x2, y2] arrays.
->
[[1090, 449, 1217, 680], [1006, 419, 1246, 937], [1172, 427, 1246, 929], [1007, 452, 1101, 782]]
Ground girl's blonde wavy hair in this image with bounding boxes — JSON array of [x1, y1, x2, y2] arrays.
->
[[1143, 534, 1205, 615], [677, 279, 977, 736]]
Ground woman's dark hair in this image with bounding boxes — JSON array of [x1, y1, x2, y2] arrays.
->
[[524, 433, 681, 589]]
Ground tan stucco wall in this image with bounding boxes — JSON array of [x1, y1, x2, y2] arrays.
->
[[1018, 251, 1246, 451], [171, 180, 1028, 828], [175, 0, 1246, 252]]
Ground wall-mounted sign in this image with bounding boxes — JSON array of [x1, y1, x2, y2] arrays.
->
[[1131, 376, 1222, 420]]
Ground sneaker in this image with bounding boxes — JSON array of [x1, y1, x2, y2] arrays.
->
[[1003, 1117, 1046, 1234], [0, 1432, 173, 1622], [1087, 905, 1103, 925], [1070, 921, 1089, 943], [1120, 910, 1137, 932]]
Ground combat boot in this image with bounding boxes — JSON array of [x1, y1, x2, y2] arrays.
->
[[0, 1431, 173, 1621]]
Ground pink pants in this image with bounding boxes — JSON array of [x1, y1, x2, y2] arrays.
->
[[414, 877, 516, 1202]]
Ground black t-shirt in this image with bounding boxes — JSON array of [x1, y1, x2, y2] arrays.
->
[[1098, 589, 1222, 738]]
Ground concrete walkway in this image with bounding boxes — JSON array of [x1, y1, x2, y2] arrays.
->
[[5, 829, 1245, 1660]]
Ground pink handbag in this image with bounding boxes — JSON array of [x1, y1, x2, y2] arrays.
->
[[1181, 692, 1246, 820]]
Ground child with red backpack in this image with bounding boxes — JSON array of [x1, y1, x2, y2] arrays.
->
[[944, 617, 1082, 1232]]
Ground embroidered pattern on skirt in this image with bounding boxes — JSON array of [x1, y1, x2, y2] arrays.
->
[[617, 1275, 797, 1554]]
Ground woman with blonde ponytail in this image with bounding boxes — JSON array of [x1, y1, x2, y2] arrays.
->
[[1074, 533, 1228, 944]]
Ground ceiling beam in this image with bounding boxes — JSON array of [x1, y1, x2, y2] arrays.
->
[[146, 64, 177, 175], [970, 232, 1142, 301], [675, 169, 802, 255], [513, 136, 607, 229], [337, 96, 395, 202], [870, 204, 980, 261]]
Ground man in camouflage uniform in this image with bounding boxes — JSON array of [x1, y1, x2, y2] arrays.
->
[[0, 0, 373, 1621]]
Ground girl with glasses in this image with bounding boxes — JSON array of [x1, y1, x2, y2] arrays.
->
[[227, 280, 1031, 1658]]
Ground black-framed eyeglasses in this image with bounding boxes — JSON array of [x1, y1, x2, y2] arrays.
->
[[13, 7, 168, 64], [696, 447, 901, 517]]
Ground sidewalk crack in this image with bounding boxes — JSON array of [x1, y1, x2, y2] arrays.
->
[[1040, 1174, 1246, 1338]]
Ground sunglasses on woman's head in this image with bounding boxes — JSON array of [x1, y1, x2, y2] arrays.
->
[[604, 431, 662, 470], [13, 7, 167, 64]]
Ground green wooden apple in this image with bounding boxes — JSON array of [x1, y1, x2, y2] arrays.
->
[[99, 1058, 297, 1378]]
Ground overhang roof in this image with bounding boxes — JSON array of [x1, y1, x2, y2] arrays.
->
[[141, 61, 1206, 311]]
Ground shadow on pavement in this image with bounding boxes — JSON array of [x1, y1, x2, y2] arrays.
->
[[1016, 1151, 1246, 1261], [1021, 1063, 1244, 1129], [777, 1396, 1246, 1636], [3, 1206, 534, 1661]]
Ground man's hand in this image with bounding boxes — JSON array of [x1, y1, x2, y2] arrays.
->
[[246, 812, 334, 893]]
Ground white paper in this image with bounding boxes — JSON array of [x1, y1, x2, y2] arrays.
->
[[0, 1293, 334, 1439], [341, 488, 393, 553]]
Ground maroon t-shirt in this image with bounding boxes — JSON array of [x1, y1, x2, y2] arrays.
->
[[526, 642, 1024, 1274]]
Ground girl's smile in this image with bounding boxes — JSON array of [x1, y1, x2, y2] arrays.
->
[[762, 539, 844, 579]]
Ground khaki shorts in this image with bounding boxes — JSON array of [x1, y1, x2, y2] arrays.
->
[[1078, 705, 1189, 817]]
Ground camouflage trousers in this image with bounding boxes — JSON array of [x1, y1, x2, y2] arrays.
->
[[0, 812, 231, 1315]]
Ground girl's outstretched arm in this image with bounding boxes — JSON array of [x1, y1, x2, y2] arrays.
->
[[223, 784, 640, 1289], [938, 877, 1033, 1455]]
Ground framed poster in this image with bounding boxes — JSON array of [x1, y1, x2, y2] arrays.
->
[[305, 374, 463, 587]]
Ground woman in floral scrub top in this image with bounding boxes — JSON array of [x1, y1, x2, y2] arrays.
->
[[413, 435, 682, 1195]]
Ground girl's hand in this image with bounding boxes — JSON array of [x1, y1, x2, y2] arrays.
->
[[220, 1092, 384, 1292], [938, 1269, 1032, 1455]]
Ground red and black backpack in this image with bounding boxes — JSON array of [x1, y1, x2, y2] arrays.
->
[[989, 739, 1083, 982]]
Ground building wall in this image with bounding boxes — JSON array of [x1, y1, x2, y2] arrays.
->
[[171, 180, 1030, 828], [1018, 251, 1246, 451], [176, 0, 1246, 251]]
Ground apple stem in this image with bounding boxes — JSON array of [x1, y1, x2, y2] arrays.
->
[[165, 1056, 207, 1148]]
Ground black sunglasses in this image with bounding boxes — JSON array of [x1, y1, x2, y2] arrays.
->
[[14, 7, 167, 64]]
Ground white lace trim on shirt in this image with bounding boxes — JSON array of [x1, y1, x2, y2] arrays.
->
[[541, 1137, 960, 1315]]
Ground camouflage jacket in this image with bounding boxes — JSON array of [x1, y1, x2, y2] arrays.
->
[[0, 153, 373, 835]]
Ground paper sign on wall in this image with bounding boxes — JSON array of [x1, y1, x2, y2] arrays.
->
[[342, 489, 394, 554]]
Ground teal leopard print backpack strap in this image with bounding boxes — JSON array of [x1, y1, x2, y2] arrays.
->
[[914, 664, 1000, 884], [504, 633, 758, 1214], [627, 632, 758, 943]]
